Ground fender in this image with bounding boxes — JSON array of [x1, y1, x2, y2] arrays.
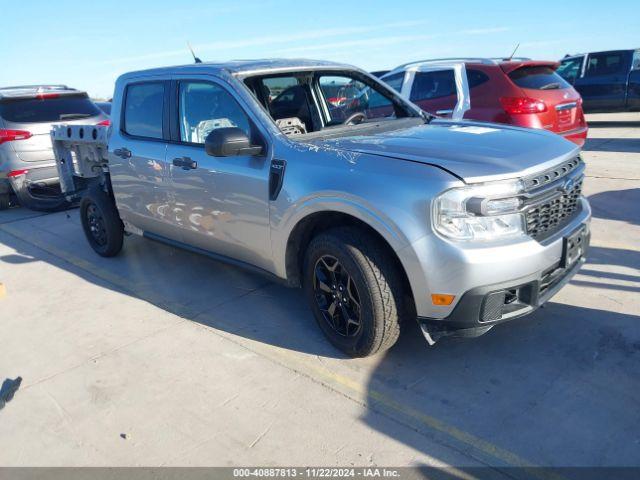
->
[[270, 191, 423, 281]]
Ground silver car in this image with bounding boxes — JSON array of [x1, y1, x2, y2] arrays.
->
[[52, 60, 591, 357], [0, 85, 107, 210]]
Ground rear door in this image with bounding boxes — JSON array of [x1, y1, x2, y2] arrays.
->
[[109, 79, 178, 238], [507, 64, 584, 134], [165, 77, 272, 270], [574, 51, 631, 111]]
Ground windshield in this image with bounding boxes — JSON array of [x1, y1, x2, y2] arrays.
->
[[244, 70, 420, 136]]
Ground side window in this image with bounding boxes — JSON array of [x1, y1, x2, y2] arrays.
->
[[466, 69, 490, 89], [632, 50, 640, 71], [178, 82, 251, 144], [557, 57, 583, 83], [586, 52, 625, 77], [410, 70, 457, 102], [381, 72, 405, 92], [124, 82, 165, 139]]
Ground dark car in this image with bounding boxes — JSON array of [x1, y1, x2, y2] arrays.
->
[[557, 49, 640, 113]]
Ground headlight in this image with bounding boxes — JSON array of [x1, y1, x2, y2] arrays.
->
[[433, 180, 526, 241]]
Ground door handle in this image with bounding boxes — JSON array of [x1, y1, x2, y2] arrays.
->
[[114, 148, 132, 159], [172, 157, 198, 170], [436, 109, 454, 115]]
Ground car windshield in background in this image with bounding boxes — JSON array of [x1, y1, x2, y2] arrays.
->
[[245, 71, 417, 136], [0, 94, 101, 123], [508, 66, 572, 90]]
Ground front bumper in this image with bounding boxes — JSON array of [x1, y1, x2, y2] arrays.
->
[[400, 197, 591, 330]]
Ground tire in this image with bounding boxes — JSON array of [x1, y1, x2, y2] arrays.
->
[[80, 183, 124, 257], [303, 226, 403, 357], [0, 193, 9, 211]]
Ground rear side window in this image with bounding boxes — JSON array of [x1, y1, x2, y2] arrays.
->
[[467, 69, 490, 89], [410, 70, 456, 101], [0, 94, 101, 124], [586, 52, 625, 77], [124, 83, 164, 139], [508, 66, 571, 90], [557, 57, 584, 83]]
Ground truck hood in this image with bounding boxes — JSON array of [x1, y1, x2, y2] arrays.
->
[[312, 120, 580, 183]]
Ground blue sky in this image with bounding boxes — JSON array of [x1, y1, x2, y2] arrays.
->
[[2, 0, 638, 98]]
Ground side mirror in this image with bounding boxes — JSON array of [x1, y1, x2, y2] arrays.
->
[[204, 127, 263, 157]]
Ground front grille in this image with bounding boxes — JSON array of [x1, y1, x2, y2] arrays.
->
[[525, 178, 583, 239], [523, 157, 581, 190]]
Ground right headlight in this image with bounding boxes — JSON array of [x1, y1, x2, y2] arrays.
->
[[433, 180, 526, 242]]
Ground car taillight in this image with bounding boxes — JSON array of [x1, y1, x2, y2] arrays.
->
[[97, 119, 111, 126], [500, 97, 547, 114], [7, 169, 29, 178], [0, 129, 33, 145]]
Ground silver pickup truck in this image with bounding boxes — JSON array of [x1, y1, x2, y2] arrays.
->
[[52, 59, 591, 357]]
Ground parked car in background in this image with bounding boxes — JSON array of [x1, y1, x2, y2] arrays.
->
[[94, 100, 112, 116], [381, 58, 588, 146], [51, 59, 590, 357], [0, 85, 108, 210], [370, 70, 390, 78], [557, 49, 640, 113]]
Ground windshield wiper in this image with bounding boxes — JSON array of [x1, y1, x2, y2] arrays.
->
[[540, 83, 561, 90], [59, 113, 93, 120]]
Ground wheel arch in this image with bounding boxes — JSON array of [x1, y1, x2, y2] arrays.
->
[[282, 210, 416, 317]]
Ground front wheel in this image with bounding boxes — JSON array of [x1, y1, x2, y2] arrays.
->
[[80, 184, 124, 257], [303, 227, 403, 357]]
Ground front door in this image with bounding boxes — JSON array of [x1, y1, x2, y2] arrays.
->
[[165, 79, 272, 270]]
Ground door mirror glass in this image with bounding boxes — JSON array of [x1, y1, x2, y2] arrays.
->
[[205, 127, 263, 157]]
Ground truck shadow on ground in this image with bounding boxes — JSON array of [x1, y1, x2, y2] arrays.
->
[[587, 188, 640, 226], [361, 301, 640, 469]]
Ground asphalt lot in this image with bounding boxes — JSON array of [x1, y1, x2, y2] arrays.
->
[[0, 113, 639, 475]]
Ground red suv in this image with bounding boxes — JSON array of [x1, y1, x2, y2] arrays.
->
[[381, 58, 588, 146]]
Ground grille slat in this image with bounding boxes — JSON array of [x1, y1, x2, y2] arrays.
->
[[525, 179, 583, 239]]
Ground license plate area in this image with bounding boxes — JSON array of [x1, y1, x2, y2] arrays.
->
[[561, 225, 588, 268]]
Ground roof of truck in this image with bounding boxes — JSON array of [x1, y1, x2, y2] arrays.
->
[[120, 58, 358, 80]]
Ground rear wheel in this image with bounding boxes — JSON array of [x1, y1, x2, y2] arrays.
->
[[303, 227, 403, 357], [80, 183, 123, 257]]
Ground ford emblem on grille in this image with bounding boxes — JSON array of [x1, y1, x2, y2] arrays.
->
[[564, 177, 575, 192]]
